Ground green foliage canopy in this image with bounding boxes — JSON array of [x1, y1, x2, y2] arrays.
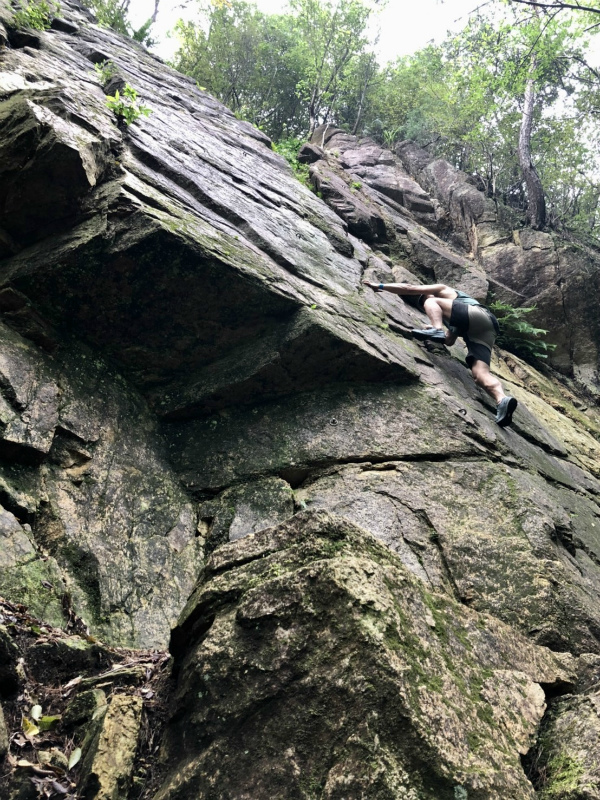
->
[[172, 0, 379, 139]]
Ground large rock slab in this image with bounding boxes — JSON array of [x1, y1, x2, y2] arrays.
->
[[79, 694, 142, 800], [0, 6, 415, 424], [533, 689, 600, 798], [165, 382, 482, 492], [159, 511, 573, 800], [0, 321, 202, 648], [296, 461, 600, 655]]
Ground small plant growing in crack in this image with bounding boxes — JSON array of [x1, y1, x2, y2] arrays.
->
[[93, 59, 118, 85], [106, 83, 151, 126], [12, 0, 58, 29]]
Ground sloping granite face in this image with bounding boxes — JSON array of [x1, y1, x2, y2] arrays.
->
[[2, 1, 600, 793]]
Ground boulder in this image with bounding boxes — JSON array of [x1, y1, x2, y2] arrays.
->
[[160, 511, 574, 800]]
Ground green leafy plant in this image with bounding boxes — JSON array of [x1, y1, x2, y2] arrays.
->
[[93, 59, 118, 85], [489, 300, 556, 360], [272, 137, 311, 187], [12, 0, 58, 30], [105, 84, 151, 126], [85, 0, 155, 46], [382, 126, 402, 149]]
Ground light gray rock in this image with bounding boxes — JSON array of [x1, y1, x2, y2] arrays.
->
[[533, 690, 600, 798], [198, 477, 295, 551], [79, 694, 142, 800], [0, 701, 7, 760]]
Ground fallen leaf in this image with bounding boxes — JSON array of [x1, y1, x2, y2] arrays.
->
[[31, 705, 43, 721], [22, 717, 40, 738], [38, 715, 61, 732], [67, 748, 81, 770], [51, 781, 69, 795]]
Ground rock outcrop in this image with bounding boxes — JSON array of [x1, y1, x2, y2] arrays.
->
[[1, 0, 600, 797], [394, 140, 600, 393], [159, 511, 576, 800]]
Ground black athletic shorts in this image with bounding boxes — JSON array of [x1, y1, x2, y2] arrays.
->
[[449, 302, 499, 367]]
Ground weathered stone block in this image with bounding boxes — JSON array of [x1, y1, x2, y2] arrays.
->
[[160, 511, 573, 800], [79, 694, 142, 800]]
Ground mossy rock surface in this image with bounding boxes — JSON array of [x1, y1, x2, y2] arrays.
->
[[159, 511, 573, 800]]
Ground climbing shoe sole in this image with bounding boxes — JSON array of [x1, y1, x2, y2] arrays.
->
[[496, 396, 518, 427], [411, 329, 446, 343]]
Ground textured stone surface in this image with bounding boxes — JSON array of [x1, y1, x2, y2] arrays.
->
[[2, 0, 600, 791], [160, 512, 574, 800], [198, 477, 295, 552], [296, 460, 600, 654], [79, 693, 142, 800], [0, 323, 203, 648], [0, 700, 7, 760], [533, 690, 600, 798], [63, 688, 107, 729], [394, 140, 600, 391]]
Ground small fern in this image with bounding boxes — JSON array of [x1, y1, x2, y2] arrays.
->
[[489, 300, 556, 360]]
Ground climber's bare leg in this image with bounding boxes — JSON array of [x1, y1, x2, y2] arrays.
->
[[470, 360, 505, 404], [422, 297, 454, 329]]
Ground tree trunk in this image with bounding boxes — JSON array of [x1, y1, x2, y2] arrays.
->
[[518, 55, 546, 229]]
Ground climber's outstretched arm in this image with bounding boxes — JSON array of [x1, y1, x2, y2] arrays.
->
[[362, 281, 456, 299]]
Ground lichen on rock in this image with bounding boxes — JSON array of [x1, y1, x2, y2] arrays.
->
[[159, 511, 574, 800]]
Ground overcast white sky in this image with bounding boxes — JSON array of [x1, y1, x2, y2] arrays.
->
[[129, 0, 490, 64]]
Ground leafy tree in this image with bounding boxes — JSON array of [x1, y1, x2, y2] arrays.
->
[[369, 8, 599, 234], [85, 0, 158, 46], [173, 1, 307, 138], [289, 0, 375, 134], [172, 0, 377, 138], [168, 0, 600, 241], [506, 0, 600, 13]]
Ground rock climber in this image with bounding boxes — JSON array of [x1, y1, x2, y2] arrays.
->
[[363, 280, 518, 427]]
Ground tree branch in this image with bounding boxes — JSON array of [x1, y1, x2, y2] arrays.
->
[[508, 0, 600, 14]]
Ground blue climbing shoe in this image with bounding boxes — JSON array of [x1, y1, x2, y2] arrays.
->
[[411, 327, 446, 343], [496, 396, 518, 427]]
